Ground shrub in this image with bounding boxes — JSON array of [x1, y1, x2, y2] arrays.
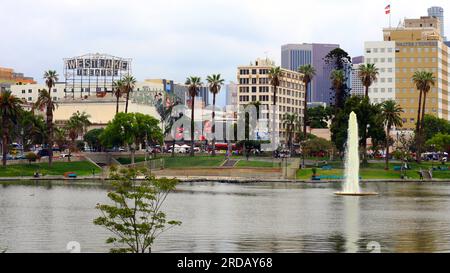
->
[[25, 152, 38, 164]]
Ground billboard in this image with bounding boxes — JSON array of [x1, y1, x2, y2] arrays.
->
[[63, 53, 132, 98]]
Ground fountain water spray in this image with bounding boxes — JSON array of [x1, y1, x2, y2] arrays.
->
[[335, 112, 378, 196]]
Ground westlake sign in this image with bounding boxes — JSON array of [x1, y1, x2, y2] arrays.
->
[[65, 54, 130, 77]]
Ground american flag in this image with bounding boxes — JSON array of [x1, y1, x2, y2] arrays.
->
[[385, 4, 391, 15]]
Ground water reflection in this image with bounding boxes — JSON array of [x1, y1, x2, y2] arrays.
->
[[2, 182, 450, 252]]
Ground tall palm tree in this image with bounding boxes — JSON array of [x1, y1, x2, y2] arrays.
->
[[330, 69, 346, 109], [298, 64, 316, 168], [185, 76, 202, 157], [122, 75, 137, 114], [412, 71, 436, 162], [113, 79, 124, 114], [0, 91, 22, 166], [206, 74, 225, 156], [282, 113, 298, 156], [268, 66, 282, 156], [359, 64, 379, 98], [381, 100, 404, 170], [36, 70, 59, 166]]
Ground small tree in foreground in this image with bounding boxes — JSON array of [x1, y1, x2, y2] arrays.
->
[[94, 167, 181, 253]]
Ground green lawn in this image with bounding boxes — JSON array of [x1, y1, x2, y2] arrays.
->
[[235, 160, 279, 168], [163, 156, 225, 169], [0, 161, 102, 177], [297, 162, 450, 180]]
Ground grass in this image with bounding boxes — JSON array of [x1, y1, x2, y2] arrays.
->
[[297, 161, 450, 180], [163, 156, 225, 169], [235, 160, 279, 168], [0, 161, 102, 177]]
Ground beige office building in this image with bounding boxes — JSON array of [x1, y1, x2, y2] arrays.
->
[[237, 58, 306, 141], [365, 16, 449, 130]]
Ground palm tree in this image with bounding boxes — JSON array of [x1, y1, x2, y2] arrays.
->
[[282, 113, 299, 156], [412, 71, 436, 162], [268, 66, 282, 156], [36, 70, 59, 166], [72, 111, 92, 137], [298, 64, 316, 168], [122, 75, 137, 114], [330, 69, 345, 109], [113, 79, 124, 114], [185, 76, 202, 156], [54, 127, 67, 153], [381, 100, 404, 170], [206, 74, 225, 156], [0, 91, 22, 166], [359, 64, 379, 98]]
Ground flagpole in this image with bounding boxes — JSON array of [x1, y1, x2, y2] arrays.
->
[[389, 4, 392, 28]]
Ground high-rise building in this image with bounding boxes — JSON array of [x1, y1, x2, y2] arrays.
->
[[281, 43, 339, 105], [350, 56, 365, 97], [365, 16, 448, 130], [237, 58, 306, 141], [428, 6, 446, 41]]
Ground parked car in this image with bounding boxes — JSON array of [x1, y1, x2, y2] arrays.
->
[[36, 149, 51, 157]]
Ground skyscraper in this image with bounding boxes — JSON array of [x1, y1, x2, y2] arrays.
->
[[428, 6, 446, 41], [365, 16, 448, 130], [281, 43, 339, 105]]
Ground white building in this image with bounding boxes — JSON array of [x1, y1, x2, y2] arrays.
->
[[364, 41, 397, 104]]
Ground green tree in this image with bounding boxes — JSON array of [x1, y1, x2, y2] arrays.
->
[[268, 66, 282, 156], [324, 48, 352, 107], [421, 115, 450, 141], [412, 71, 436, 162], [122, 75, 137, 114], [0, 91, 22, 166], [54, 127, 67, 152], [282, 113, 299, 155], [330, 96, 386, 161], [381, 100, 404, 170], [307, 106, 332, 129], [359, 63, 379, 98], [101, 113, 162, 164], [15, 110, 46, 152], [426, 133, 450, 153], [330, 69, 346, 110], [206, 74, 225, 156], [84, 128, 105, 152], [35, 70, 58, 166], [185, 76, 202, 157], [94, 167, 181, 253], [303, 137, 334, 158], [113, 79, 124, 114]]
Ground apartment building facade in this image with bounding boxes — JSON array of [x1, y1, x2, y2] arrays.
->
[[365, 16, 449, 130], [237, 58, 306, 141]]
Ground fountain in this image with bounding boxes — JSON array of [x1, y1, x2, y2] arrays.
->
[[335, 112, 378, 196]]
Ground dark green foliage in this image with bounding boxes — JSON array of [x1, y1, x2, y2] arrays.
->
[[94, 167, 181, 253], [84, 128, 104, 152], [420, 115, 450, 141], [330, 96, 386, 156], [307, 106, 333, 129]]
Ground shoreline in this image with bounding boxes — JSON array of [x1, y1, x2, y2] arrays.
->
[[1, 175, 450, 185]]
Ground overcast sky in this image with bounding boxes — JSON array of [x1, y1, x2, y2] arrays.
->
[[1, 0, 449, 105]]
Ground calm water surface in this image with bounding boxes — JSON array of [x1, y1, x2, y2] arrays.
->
[[1, 181, 450, 253]]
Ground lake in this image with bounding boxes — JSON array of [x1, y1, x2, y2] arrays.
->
[[1, 181, 450, 253]]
